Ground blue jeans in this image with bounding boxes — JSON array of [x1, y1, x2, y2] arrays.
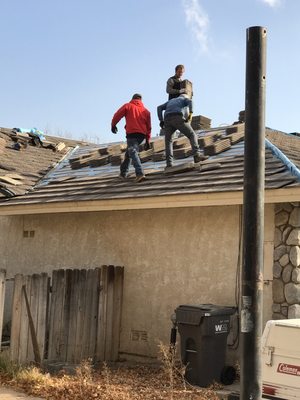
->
[[120, 135, 145, 177], [164, 114, 200, 167]]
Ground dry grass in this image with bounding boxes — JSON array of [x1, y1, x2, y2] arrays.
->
[[0, 347, 221, 400], [0, 349, 22, 379]]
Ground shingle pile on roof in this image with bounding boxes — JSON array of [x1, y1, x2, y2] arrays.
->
[[191, 115, 211, 130], [0, 122, 299, 207], [0, 127, 77, 198], [68, 123, 245, 170]]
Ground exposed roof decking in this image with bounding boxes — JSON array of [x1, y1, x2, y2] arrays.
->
[[0, 147, 298, 206]]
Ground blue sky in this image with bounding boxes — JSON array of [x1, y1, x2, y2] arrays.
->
[[0, 0, 299, 143]]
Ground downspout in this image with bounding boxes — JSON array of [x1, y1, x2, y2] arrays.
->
[[265, 138, 300, 181]]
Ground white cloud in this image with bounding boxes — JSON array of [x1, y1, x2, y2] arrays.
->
[[182, 0, 210, 53], [261, 0, 282, 7]]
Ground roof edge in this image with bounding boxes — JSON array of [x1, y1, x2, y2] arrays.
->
[[265, 138, 300, 181], [0, 188, 299, 215]]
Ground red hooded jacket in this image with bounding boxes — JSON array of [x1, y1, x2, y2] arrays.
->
[[111, 99, 151, 141]]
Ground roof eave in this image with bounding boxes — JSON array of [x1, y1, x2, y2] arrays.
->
[[0, 187, 299, 216]]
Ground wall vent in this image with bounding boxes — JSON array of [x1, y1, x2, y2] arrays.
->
[[130, 330, 148, 342], [23, 230, 35, 238]]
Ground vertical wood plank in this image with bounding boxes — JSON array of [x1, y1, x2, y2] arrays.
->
[[89, 268, 101, 358], [10, 274, 24, 362], [48, 269, 66, 361], [111, 266, 124, 361], [0, 270, 6, 351], [22, 284, 41, 365], [26, 274, 40, 362], [47, 270, 57, 361], [36, 273, 49, 361], [61, 269, 72, 362], [81, 268, 95, 359], [66, 269, 79, 363], [74, 269, 87, 363], [104, 265, 115, 361], [19, 275, 31, 364], [95, 265, 109, 361]]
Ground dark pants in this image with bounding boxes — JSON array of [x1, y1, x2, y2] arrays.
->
[[120, 134, 145, 177], [164, 114, 200, 166]]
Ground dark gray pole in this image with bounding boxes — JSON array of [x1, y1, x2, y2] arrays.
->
[[240, 26, 266, 399]]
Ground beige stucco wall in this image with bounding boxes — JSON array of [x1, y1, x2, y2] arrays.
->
[[0, 203, 274, 359]]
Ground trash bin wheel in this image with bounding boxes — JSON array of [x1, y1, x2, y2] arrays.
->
[[220, 365, 236, 385]]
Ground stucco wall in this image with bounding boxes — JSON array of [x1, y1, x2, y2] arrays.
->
[[0, 204, 274, 359]]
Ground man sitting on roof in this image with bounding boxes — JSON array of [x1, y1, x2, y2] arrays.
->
[[157, 94, 206, 168]]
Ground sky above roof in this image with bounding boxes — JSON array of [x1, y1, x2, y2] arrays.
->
[[1, 0, 299, 143]]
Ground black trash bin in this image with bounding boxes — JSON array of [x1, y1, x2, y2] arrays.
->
[[175, 304, 236, 387]]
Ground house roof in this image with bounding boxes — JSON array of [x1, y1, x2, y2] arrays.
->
[[0, 123, 299, 214], [0, 127, 81, 198], [266, 128, 300, 170]]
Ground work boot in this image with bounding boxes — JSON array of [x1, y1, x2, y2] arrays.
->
[[194, 154, 208, 163], [118, 174, 128, 180], [135, 175, 146, 183]]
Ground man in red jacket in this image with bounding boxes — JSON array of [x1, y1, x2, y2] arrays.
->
[[111, 93, 151, 182]]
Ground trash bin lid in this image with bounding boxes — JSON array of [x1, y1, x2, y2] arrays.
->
[[175, 304, 236, 325]]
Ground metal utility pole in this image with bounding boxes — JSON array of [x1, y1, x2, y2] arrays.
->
[[240, 26, 267, 399]]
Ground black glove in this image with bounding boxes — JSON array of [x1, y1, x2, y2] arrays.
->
[[111, 125, 118, 134], [159, 121, 164, 129], [144, 140, 150, 151]]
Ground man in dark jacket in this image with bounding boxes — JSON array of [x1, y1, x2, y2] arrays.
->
[[166, 64, 189, 100], [111, 94, 151, 182], [157, 94, 206, 168]]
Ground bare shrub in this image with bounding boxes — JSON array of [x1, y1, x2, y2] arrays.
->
[[0, 352, 222, 399], [158, 341, 187, 396]]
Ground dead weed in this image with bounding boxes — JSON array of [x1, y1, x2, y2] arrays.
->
[[0, 351, 220, 399]]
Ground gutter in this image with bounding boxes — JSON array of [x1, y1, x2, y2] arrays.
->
[[265, 138, 300, 181]]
